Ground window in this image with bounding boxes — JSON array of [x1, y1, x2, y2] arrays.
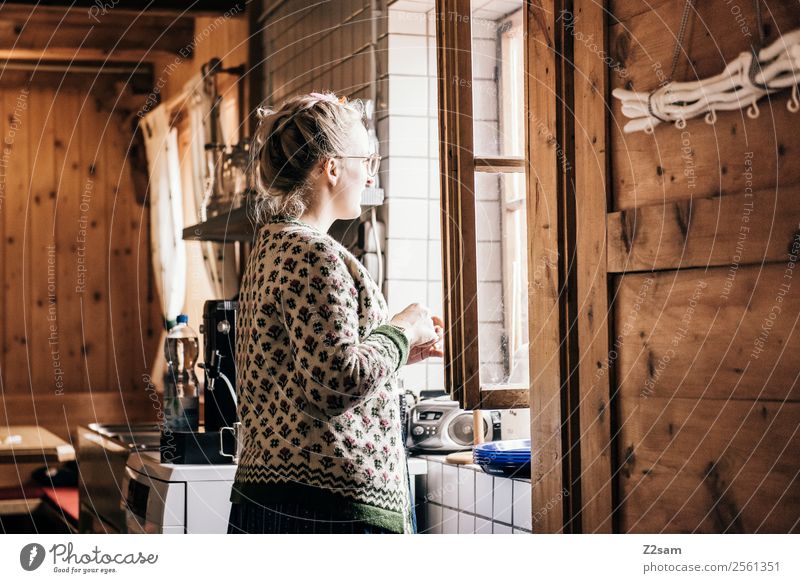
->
[[435, 0, 529, 409]]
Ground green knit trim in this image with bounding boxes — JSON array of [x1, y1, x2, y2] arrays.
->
[[372, 324, 409, 369], [230, 481, 404, 533]]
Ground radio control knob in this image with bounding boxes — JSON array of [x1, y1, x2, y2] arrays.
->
[[217, 320, 231, 334], [412, 426, 424, 436]]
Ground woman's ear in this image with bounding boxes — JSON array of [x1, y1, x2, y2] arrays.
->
[[322, 157, 339, 186]]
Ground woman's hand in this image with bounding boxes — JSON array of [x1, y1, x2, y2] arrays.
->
[[390, 305, 444, 364], [407, 316, 444, 364], [390, 304, 438, 347]]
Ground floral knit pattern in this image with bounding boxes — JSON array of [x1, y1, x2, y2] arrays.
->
[[234, 218, 412, 532]]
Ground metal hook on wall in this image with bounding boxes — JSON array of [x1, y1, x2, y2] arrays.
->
[[747, 100, 760, 119], [704, 109, 717, 125]]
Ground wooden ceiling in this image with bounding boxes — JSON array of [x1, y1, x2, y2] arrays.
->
[[0, 5, 197, 55], [0, 2, 246, 108]]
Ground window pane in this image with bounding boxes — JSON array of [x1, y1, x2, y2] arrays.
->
[[474, 171, 529, 388], [471, 2, 524, 158]]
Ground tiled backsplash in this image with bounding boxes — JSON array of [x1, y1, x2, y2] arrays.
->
[[413, 455, 532, 534]]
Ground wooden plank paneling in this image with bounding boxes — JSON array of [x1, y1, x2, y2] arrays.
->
[[616, 265, 800, 403], [608, 2, 800, 209], [107, 111, 137, 393], [572, 0, 613, 534], [618, 397, 800, 533], [2, 87, 160, 445], [525, 0, 566, 533], [0, 94, 4, 387], [28, 89, 58, 397], [78, 96, 109, 391], [2, 89, 31, 399], [54, 91, 85, 394], [608, 186, 800, 272], [604, 0, 800, 533]]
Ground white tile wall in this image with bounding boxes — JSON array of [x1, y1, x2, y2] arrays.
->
[[475, 172, 501, 200], [388, 9, 429, 34], [474, 119, 500, 156], [492, 476, 513, 524], [512, 479, 533, 530], [382, 157, 430, 198], [386, 280, 428, 314], [388, 75, 430, 116], [428, 77, 438, 116], [427, 239, 442, 281], [386, 239, 430, 280], [442, 507, 458, 534], [386, 198, 429, 239], [427, 361, 445, 390], [479, 323, 506, 365], [427, 34, 436, 76], [425, 456, 443, 504], [475, 471, 494, 519], [418, 456, 532, 534], [477, 241, 502, 282], [476, 200, 502, 241], [401, 361, 428, 390], [473, 78, 500, 119], [458, 466, 476, 513], [472, 38, 499, 81], [426, 281, 443, 319], [390, 0, 433, 14], [381, 116, 429, 158], [458, 512, 475, 534], [478, 282, 504, 323], [442, 464, 459, 508], [428, 157, 440, 201], [426, 502, 442, 533], [428, 200, 441, 240], [475, 516, 492, 534], [388, 34, 429, 75]]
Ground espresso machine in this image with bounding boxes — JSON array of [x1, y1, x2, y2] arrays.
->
[[201, 299, 239, 433], [159, 299, 240, 464]]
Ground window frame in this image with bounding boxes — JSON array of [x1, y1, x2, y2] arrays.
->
[[434, 0, 614, 534], [434, 0, 528, 411]]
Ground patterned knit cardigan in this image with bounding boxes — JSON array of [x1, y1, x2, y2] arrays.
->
[[232, 217, 413, 532]]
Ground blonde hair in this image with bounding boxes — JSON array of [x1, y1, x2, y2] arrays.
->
[[249, 91, 365, 224]]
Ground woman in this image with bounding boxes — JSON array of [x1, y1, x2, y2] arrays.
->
[[227, 92, 443, 534]]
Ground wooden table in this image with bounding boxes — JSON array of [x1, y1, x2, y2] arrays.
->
[[0, 425, 75, 464]]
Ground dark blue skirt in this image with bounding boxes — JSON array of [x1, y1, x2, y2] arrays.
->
[[227, 499, 396, 534]]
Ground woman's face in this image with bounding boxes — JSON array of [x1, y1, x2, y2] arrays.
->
[[330, 122, 375, 220]]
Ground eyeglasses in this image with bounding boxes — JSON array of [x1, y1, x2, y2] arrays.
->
[[336, 153, 382, 177]]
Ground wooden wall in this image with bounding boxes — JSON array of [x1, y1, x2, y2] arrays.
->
[[607, 0, 800, 532], [0, 87, 163, 445], [0, 7, 249, 471]]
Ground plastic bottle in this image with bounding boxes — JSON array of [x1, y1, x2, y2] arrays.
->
[[163, 314, 200, 432]]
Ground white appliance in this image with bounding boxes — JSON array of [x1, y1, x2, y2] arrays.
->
[[122, 451, 236, 534], [121, 451, 429, 534]]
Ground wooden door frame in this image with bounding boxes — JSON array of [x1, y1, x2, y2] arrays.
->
[[434, 0, 614, 532], [525, 0, 613, 533]]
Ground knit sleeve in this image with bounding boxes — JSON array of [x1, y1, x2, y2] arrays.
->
[[276, 234, 408, 418]]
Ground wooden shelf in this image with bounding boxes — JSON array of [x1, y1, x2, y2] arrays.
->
[[183, 188, 385, 243], [183, 205, 254, 243]]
